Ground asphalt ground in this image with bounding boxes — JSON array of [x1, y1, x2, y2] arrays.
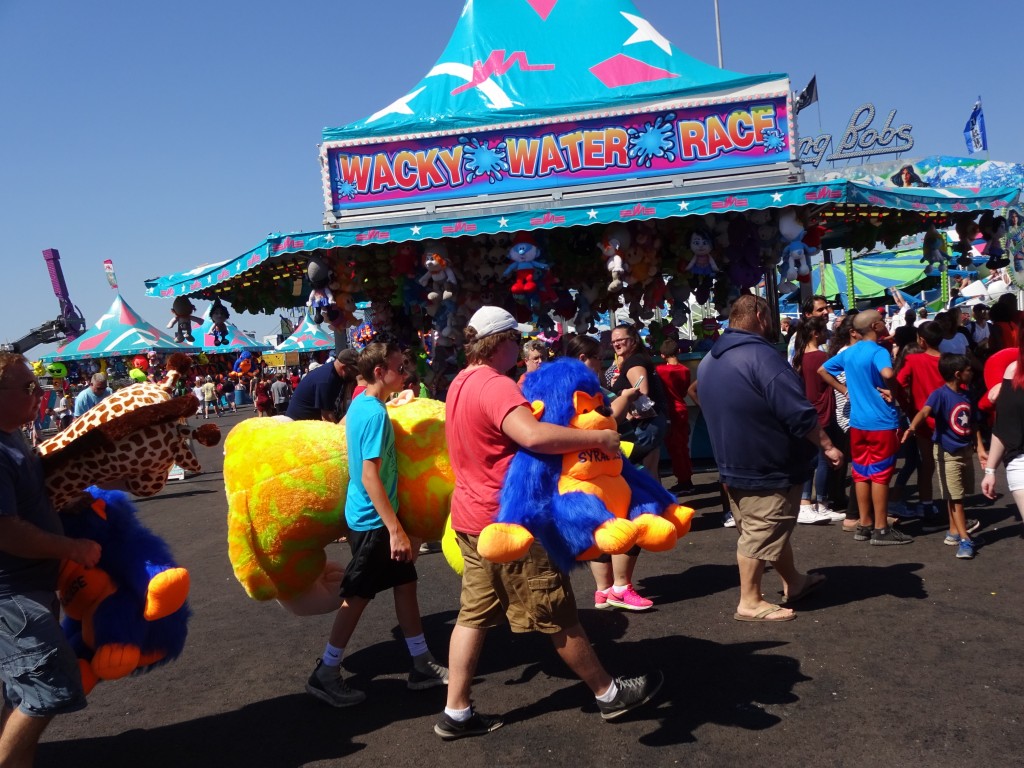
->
[[40, 409, 1024, 767]]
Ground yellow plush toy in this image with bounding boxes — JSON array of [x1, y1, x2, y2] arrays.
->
[[224, 396, 453, 615]]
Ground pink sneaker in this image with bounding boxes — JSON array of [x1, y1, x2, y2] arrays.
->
[[594, 589, 611, 609], [605, 584, 653, 611]]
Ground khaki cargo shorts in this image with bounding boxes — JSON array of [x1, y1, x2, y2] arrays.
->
[[725, 484, 801, 562]]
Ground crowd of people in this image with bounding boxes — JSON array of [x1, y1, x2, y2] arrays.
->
[[7, 287, 1024, 756]]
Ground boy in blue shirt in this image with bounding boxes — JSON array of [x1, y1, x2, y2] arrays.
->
[[903, 353, 983, 559], [306, 342, 448, 706]]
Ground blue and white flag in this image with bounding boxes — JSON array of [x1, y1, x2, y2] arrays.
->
[[964, 99, 987, 155]]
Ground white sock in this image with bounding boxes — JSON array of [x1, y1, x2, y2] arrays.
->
[[321, 643, 344, 667], [611, 584, 629, 596], [444, 705, 472, 722], [595, 680, 620, 703], [405, 633, 428, 659]]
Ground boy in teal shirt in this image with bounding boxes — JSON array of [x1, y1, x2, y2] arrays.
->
[[306, 342, 448, 706]]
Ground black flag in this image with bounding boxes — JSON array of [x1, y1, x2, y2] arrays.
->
[[794, 75, 818, 114]]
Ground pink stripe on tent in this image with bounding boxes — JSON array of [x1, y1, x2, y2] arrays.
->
[[589, 54, 679, 88], [77, 331, 111, 352]]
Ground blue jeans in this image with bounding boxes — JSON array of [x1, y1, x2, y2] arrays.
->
[[802, 447, 829, 502]]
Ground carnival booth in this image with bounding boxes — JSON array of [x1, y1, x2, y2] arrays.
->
[[193, 303, 273, 355], [147, 0, 1020, 386]]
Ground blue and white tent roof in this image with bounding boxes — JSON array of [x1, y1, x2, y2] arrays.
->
[[193, 308, 272, 353], [322, 0, 784, 144], [274, 312, 336, 353]]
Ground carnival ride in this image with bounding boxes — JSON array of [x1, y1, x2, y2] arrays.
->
[[2, 249, 86, 354]]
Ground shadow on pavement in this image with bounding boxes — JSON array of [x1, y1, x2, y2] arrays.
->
[[789, 562, 927, 612]]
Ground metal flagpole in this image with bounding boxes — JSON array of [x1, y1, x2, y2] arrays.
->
[[713, 0, 723, 67]]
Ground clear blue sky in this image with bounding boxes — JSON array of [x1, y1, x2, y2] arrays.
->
[[2, 0, 1020, 354]]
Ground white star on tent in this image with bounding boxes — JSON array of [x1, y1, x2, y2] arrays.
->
[[771, 192, 783, 203], [366, 87, 426, 124], [677, 200, 689, 211], [498, 217, 509, 227], [325, 234, 334, 243], [410, 225, 422, 235], [621, 12, 672, 55], [587, 209, 598, 219]]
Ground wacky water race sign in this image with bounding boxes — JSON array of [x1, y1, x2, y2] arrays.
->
[[325, 97, 790, 211]]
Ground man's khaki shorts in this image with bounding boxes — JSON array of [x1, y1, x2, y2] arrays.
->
[[456, 532, 578, 634], [725, 485, 802, 562], [934, 444, 974, 501]]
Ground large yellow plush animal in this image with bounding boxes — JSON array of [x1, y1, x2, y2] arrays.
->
[[223, 395, 453, 614]]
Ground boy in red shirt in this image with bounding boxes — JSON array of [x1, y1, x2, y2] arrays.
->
[[655, 338, 693, 493], [894, 321, 944, 526]]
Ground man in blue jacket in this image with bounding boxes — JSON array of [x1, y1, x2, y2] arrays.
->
[[698, 295, 842, 622]]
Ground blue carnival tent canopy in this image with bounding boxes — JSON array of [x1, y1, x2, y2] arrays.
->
[[321, 0, 781, 143], [274, 312, 336, 353], [144, 181, 1017, 303], [39, 294, 193, 363], [192, 308, 271, 353]]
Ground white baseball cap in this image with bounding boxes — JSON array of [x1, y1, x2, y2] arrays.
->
[[468, 306, 518, 338]]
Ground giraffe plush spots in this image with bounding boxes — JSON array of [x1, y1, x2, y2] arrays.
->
[[37, 354, 220, 512]]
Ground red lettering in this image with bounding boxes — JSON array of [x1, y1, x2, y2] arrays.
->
[[336, 154, 372, 193], [506, 138, 540, 176], [728, 111, 755, 149], [705, 116, 732, 156], [537, 135, 568, 176], [393, 151, 417, 188], [415, 148, 446, 188], [558, 131, 585, 170], [437, 147, 464, 187], [605, 128, 629, 167], [371, 155, 398, 192], [582, 131, 604, 167], [678, 121, 706, 159]]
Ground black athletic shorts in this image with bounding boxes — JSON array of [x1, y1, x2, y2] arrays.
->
[[340, 527, 417, 600]]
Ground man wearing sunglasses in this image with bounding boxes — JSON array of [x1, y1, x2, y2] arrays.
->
[[0, 353, 101, 766]]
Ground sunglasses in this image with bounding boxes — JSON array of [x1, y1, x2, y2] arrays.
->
[[3, 381, 40, 396]]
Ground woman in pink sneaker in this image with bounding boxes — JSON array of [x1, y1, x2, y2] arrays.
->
[[565, 335, 653, 611]]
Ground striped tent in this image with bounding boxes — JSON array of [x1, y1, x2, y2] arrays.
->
[[39, 294, 193, 362], [274, 312, 336, 353]]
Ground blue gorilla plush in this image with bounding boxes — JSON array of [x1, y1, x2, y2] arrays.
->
[[478, 358, 693, 574]]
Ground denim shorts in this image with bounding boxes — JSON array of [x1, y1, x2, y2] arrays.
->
[[621, 413, 668, 463], [0, 591, 86, 716]]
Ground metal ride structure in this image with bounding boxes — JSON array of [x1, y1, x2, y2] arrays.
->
[[1, 249, 86, 354]]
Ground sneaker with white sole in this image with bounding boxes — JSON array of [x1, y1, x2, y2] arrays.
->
[[870, 527, 914, 546], [408, 657, 449, 690], [956, 538, 976, 559], [595, 589, 611, 609], [965, 518, 981, 535], [604, 584, 653, 611], [815, 503, 846, 522], [305, 659, 366, 707], [723, 512, 736, 528], [434, 710, 504, 740], [596, 671, 664, 720], [797, 505, 832, 525], [943, 533, 961, 546]]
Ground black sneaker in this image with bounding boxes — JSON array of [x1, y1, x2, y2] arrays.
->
[[920, 516, 948, 534], [305, 659, 366, 707], [870, 527, 914, 546], [596, 671, 664, 721], [408, 658, 449, 690], [853, 525, 873, 542], [434, 710, 504, 740], [965, 518, 981, 535]]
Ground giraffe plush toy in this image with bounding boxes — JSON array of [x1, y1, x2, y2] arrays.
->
[[37, 353, 221, 511]]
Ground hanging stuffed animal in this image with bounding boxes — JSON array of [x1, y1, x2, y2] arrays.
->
[[306, 257, 335, 325], [684, 227, 721, 304], [58, 487, 190, 694], [418, 242, 457, 312], [503, 232, 548, 297], [475, 359, 693, 573], [600, 226, 631, 295], [167, 297, 202, 343], [233, 350, 253, 375], [778, 208, 816, 286], [921, 223, 949, 276], [209, 299, 231, 346], [953, 215, 980, 267], [979, 211, 1009, 269]]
